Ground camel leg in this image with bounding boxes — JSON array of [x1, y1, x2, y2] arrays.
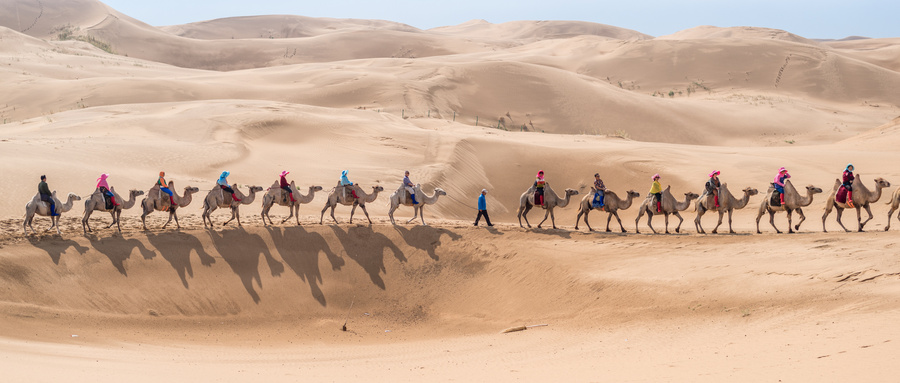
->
[[520, 205, 533, 228], [170, 209, 180, 230], [537, 208, 551, 229], [222, 208, 235, 226], [141, 209, 149, 231], [755, 209, 764, 234], [833, 206, 850, 232], [281, 203, 294, 225], [646, 211, 657, 234], [236, 207, 242, 227], [406, 206, 419, 225], [320, 203, 329, 225], [634, 209, 645, 234], [349, 203, 358, 224], [712, 210, 725, 234], [768, 210, 781, 234], [794, 208, 806, 232], [82, 209, 92, 234], [359, 204, 372, 225], [694, 207, 705, 234], [419, 206, 427, 226], [106, 211, 117, 229], [822, 202, 834, 232], [859, 205, 872, 232], [612, 211, 626, 233], [53, 215, 61, 235], [885, 205, 898, 231], [663, 213, 671, 234], [388, 203, 398, 225], [330, 205, 339, 224], [574, 209, 584, 231], [295, 205, 301, 226], [674, 212, 684, 234], [727, 209, 735, 234], [549, 209, 557, 229]]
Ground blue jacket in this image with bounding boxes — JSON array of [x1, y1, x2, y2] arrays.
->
[[217, 171, 230, 188], [478, 194, 486, 210], [340, 170, 352, 186]]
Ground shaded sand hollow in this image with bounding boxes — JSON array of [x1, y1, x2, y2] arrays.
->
[[1, 0, 900, 381]]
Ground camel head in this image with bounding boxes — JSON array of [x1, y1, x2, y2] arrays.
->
[[68, 193, 82, 201], [372, 186, 384, 193], [185, 186, 200, 193], [626, 190, 641, 198], [434, 188, 447, 196], [564, 188, 579, 197], [131, 189, 145, 197], [312, 185, 324, 192], [806, 185, 823, 194], [684, 192, 700, 200], [874, 178, 891, 188], [249, 186, 264, 193], [743, 187, 759, 196]]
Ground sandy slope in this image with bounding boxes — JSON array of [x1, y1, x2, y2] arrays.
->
[[1, 0, 900, 380]]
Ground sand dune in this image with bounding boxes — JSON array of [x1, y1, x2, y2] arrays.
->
[[1, 0, 900, 380]]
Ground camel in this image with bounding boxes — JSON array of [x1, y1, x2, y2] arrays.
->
[[634, 186, 699, 234], [517, 182, 579, 229], [387, 184, 447, 225], [574, 189, 641, 232], [822, 176, 890, 232], [24, 192, 81, 235], [755, 179, 822, 234], [319, 182, 384, 225], [694, 183, 759, 234], [82, 188, 144, 234], [140, 182, 200, 230], [261, 181, 323, 226], [201, 184, 264, 228], [885, 188, 900, 231]]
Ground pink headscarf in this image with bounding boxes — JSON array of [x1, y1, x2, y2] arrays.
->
[[778, 167, 788, 173], [280, 171, 289, 178], [652, 173, 660, 181], [708, 170, 720, 177], [96, 173, 110, 189], [536, 170, 544, 180]]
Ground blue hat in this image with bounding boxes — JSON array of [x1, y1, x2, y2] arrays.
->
[[845, 164, 854, 172], [220, 171, 230, 178]]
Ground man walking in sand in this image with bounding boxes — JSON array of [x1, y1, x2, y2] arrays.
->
[[474, 189, 493, 227]]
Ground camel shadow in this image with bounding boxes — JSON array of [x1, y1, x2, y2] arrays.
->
[[524, 227, 573, 239], [207, 230, 283, 303], [27, 237, 90, 265], [146, 232, 216, 288], [266, 226, 344, 306], [86, 234, 155, 276], [329, 226, 406, 290], [391, 226, 462, 261]]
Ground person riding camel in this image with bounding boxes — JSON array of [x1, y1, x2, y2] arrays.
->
[[157, 171, 176, 207], [592, 173, 607, 208], [649, 174, 662, 212], [841, 164, 855, 208], [533, 170, 546, 208], [280, 171, 295, 203], [38, 175, 58, 216], [773, 167, 791, 205], [403, 170, 418, 205], [705, 170, 721, 208], [96, 173, 120, 207], [341, 170, 358, 200], [217, 171, 241, 202]]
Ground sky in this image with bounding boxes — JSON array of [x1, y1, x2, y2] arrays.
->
[[101, 0, 898, 39]]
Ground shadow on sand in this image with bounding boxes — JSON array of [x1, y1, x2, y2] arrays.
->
[[206, 229, 283, 303], [86, 234, 155, 276], [27, 236, 90, 265], [146, 231, 216, 288], [266, 226, 343, 306], [329, 225, 405, 290]]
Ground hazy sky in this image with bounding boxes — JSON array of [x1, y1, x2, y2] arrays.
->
[[102, 0, 897, 39]]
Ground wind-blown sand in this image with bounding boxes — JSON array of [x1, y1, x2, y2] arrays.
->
[[1, 0, 899, 381]]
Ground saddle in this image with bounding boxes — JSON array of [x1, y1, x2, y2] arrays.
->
[[99, 188, 114, 210], [836, 186, 850, 204], [533, 190, 546, 208], [770, 190, 782, 207], [219, 186, 233, 205]]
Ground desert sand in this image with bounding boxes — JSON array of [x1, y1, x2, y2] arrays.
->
[[1, 0, 900, 381]]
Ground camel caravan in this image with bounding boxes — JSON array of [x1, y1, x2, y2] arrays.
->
[[20, 165, 900, 237]]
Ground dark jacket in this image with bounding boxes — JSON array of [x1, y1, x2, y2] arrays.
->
[[39, 181, 51, 196]]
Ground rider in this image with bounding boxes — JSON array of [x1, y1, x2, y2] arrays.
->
[[157, 171, 176, 207], [217, 171, 241, 202], [773, 167, 791, 205], [96, 173, 120, 207], [592, 173, 606, 208], [403, 170, 418, 205], [649, 174, 662, 212], [38, 175, 58, 216], [705, 170, 721, 208], [341, 170, 358, 199], [842, 164, 855, 208], [280, 171, 295, 203], [533, 170, 546, 207]]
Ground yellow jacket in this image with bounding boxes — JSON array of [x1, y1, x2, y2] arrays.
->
[[649, 181, 662, 194]]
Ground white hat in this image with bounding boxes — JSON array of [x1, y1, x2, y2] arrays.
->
[[482, 189, 488, 193]]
